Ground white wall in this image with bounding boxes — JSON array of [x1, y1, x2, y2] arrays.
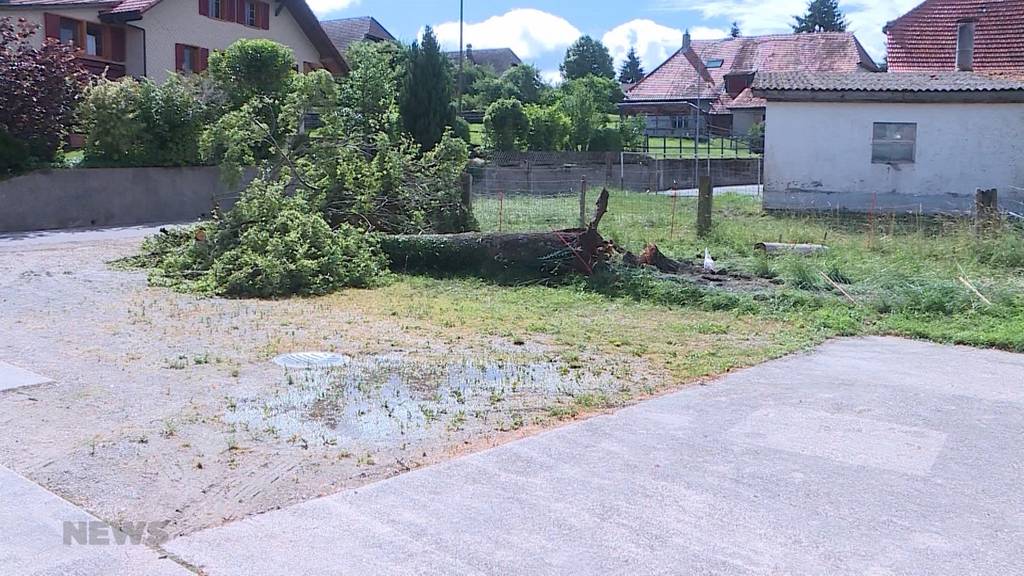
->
[[763, 101, 1024, 212], [136, 0, 322, 82]]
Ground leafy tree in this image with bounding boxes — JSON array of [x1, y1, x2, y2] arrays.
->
[[557, 80, 600, 150], [730, 21, 742, 38], [474, 76, 518, 108], [524, 105, 569, 151], [502, 64, 545, 104], [341, 40, 406, 137], [208, 38, 296, 106], [792, 0, 848, 33], [484, 98, 529, 151], [560, 35, 615, 80], [400, 26, 455, 150], [618, 47, 645, 84], [0, 17, 87, 162], [564, 75, 623, 114]]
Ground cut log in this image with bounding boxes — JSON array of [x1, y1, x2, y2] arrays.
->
[[754, 242, 828, 256], [637, 244, 694, 274]]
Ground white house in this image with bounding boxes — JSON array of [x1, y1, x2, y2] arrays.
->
[[753, 71, 1024, 213]]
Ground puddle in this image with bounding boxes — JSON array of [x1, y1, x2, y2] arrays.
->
[[226, 354, 619, 447]]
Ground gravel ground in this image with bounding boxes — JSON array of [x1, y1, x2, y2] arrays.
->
[[0, 230, 664, 538]]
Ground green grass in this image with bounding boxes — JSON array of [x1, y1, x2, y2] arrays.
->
[[639, 137, 758, 159], [469, 123, 485, 147], [469, 191, 1024, 352]]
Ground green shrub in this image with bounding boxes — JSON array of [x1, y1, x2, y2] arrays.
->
[[0, 131, 30, 176], [208, 39, 295, 106], [79, 78, 147, 163], [484, 98, 529, 151], [587, 126, 623, 152], [452, 116, 472, 144], [524, 104, 569, 151]]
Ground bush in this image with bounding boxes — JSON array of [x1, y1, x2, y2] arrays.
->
[[0, 131, 30, 176], [524, 105, 569, 151], [79, 76, 206, 166], [208, 39, 295, 106], [587, 126, 622, 152], [749, 122, 765, 154], [0, 17, 87, 161], [484, 98, 529, 151]]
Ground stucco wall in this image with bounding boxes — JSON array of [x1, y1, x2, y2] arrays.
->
[[137, 0, 322, 82], [763, 101, 1024, 213], [0, 166, 248, 233]]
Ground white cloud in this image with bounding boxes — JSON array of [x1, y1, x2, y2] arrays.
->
[[432, 9, 581, 59], [306, 0, 360, 17], [540, 69, 563, 86], [653, 0, 922, 60], [602, 19, 727, 71]]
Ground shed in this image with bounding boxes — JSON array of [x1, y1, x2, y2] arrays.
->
[[753, 71, 1024, 214]]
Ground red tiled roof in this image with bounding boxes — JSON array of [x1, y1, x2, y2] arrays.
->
[[106, 0, 158, 13], [885, 0, 1024, 72], [624, 32, 878, 103], [725, 88, 766, 109]]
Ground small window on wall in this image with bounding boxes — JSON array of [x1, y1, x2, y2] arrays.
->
[[59, 17, 80, 46], [872, 122, 916, 164], [245, 0, 257, 26], [85, 23, 104, 57], [176, 44, 209, 74], [211, 0, 223, 18]]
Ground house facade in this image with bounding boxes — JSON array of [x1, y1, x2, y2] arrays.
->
[[0, 0, 344, 81], [620, 32, 879, 139], [885, 0, 1024, 74], [753, 71, 1024, 213]]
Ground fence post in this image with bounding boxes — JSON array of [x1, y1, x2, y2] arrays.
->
[[578, 175, 588, 228], [697, 175, 713, 237], [461, 172, 473, 213], [975, 188, 999, 235]]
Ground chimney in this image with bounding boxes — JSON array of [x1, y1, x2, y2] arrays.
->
[[956, 20, 975, 71], [682, 29, 691, 51]]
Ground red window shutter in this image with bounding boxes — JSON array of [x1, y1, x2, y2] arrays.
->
[[258, 2, 269, 29], [224, 0, 235, 21], [198, 48, 209, 72], [175, 43, 185, 72], [235, 0, 246, 24], [199, 0, 209, 17], [110, 27, 126, 62], [44, 13, 61, 39]]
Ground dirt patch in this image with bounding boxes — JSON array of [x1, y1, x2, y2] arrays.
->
[[0, 232, 666, 538]]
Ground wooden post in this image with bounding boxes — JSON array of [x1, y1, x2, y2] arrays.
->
[[578, 175, 588, 228], [461, 172, 473, 213], [697, 175, 713, 237], [975, 188, 999, 235]]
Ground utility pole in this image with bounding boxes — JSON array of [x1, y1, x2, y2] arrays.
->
[[457, 0, 465, 113]]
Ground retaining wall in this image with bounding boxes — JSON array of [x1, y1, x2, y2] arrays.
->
[[0, 166, 248, 233]]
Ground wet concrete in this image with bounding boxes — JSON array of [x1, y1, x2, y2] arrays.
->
[[166, 337, 1024, 575]]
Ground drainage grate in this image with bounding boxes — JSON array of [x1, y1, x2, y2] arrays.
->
[[272, 352, 351, 370]]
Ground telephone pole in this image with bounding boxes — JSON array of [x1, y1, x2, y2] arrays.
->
[[457, 0, 465, 113]]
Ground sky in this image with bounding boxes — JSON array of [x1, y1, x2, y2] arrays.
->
[[310, 0, 924, 82]]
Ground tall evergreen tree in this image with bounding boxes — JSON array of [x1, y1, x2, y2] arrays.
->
[[792, 0, 848, 33], [560, 36, 615, 80], [400, 26, 455, 150], [618, 47, 645, 84], [730, 21, 742, 38]]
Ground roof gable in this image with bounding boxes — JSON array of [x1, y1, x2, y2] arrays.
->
[[885, 0, 1024, 72], [320, 16, 395, 57]]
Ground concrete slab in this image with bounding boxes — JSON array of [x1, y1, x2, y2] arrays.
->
[[0, 361, 52, 392], [0, 466, 192, 576], [166, 337, 1024, 575]]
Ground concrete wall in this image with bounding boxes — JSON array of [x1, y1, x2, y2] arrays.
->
[[138, 0, 322, 82], [763, 101, 1024, 213], [470, 157, 762, 196], [0, 166, 246, 233]]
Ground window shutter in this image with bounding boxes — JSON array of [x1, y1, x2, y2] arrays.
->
[[110, 27, 126, 62], [44, 13, 60, 39], [224, 0, 235, 21], [175, 43, 185, 72], [198, 48, 209, 72], [258, 2, 269, 29], [199, 0, 209, 17], [235, 0, 246, 24]]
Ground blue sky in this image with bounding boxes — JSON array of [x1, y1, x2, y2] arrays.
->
[[311, 0, 923, 81]]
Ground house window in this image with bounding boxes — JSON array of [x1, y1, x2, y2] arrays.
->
[[705, 59, 724, 69], [59, 17, 80, 46], [956, 21, 975, 71], [245, 1, 257, 27], [211, 0, 223, 19], [85, 23, 104, 57], [177, 44, 207, 73], [872, 122, 916, 164]]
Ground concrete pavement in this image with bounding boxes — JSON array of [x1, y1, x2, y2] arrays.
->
[[166, 337, 1024, 575]]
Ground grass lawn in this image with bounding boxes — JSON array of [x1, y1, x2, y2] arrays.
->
[[639, 137, 759, 159], [466, 191, 1024, 355], [469, 123, 485, 147]]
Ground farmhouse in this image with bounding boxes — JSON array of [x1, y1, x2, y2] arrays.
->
[[620, 31, 879, 139], [886, 0, 1024, 74], [754, 71, 1024, 213], [0, 0, 345, 81], [445, 45, 522, 75], [320, 15, 395, 62]]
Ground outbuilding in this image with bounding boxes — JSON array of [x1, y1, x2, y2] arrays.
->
[[753, 71, 1024, 213]]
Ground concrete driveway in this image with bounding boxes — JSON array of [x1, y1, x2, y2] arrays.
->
[[165, 337, 1024, 575]]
